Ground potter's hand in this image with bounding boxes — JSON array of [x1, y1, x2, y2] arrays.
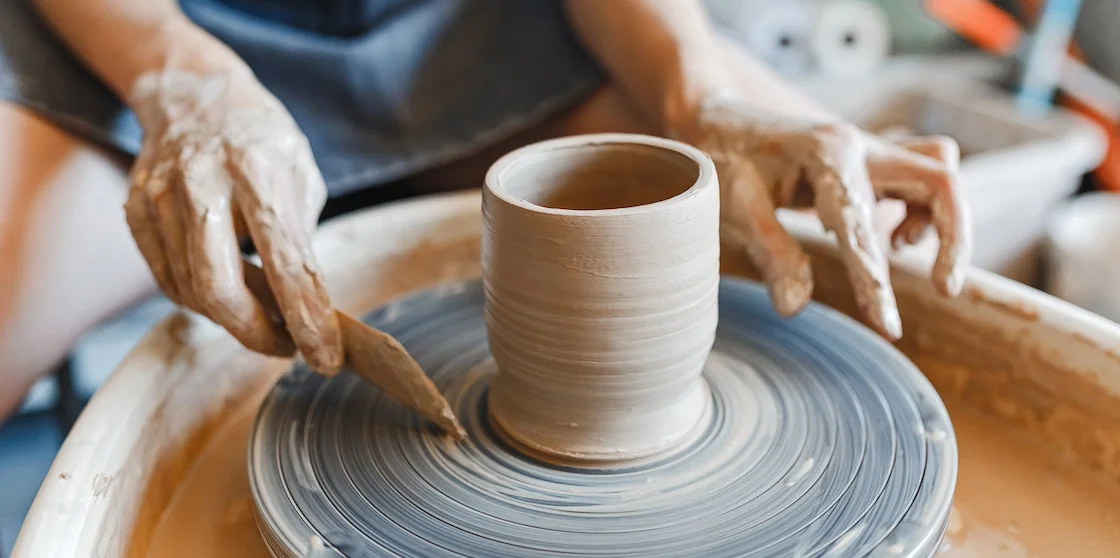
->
[[124, 71, 343, 372], [683, 96, 970, 339]]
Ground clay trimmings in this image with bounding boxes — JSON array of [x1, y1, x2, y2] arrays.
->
[[483, 134, 721, 461], [249, 278, 956, 558]]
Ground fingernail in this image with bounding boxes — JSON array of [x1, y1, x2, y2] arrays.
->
[[864, 292, 903, 340], [891, 229, 907, 250], [930, 251, 968, 298], [880, 310, 903, 341], [771, 274, 813, 316], [938, 265, 966, 298], [306, 345, 345, 376]]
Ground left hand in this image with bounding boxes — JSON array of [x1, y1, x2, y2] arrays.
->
[[679, 95, 971, 340], [125, 71, 343, 371]]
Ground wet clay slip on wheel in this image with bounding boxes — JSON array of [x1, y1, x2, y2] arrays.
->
[[481, 134, 721, 463]]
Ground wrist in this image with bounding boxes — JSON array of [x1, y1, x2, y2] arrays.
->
[[129, 68, 266, 133], [123, 19, 255, 106], [658, 45, 740, 141]]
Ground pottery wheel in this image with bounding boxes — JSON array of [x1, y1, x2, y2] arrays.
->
[[249, 277, 957, 557]]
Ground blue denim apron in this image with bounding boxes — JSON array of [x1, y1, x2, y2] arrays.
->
[[0, 0, 603, 195]]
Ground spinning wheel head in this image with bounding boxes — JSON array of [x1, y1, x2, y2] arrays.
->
[[249, 278, 956, 557]]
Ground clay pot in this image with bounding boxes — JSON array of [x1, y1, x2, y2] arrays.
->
[[482, 133, 721, 462]]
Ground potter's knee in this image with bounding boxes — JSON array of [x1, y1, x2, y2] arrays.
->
[[0, 103, 126, 198], [0, 102, 140, 385]]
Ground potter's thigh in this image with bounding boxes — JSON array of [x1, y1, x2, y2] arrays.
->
[[0, 103, 155, 418], [405, 85, 657, 192]]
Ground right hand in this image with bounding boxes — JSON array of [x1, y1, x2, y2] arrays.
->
[[678, 94, 970, 340], [124, 71, 343, 373]]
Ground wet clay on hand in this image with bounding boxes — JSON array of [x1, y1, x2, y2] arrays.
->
[[482, 134, 721, 462], [125, 70, 342, 372], [682, 95, 971, 339]]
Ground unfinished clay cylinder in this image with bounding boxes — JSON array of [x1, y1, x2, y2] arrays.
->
[[483, 133, 720, 462]]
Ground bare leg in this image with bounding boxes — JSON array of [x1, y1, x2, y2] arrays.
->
[[0, 103, 155, 419]]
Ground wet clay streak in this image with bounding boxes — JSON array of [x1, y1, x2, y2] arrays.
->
[[900, 293, 1120, 484], [941, 402, 1120, 557], [147, 399, 271, 558], [122, 332, 288, 558]]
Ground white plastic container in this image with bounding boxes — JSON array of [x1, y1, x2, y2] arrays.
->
[[1046, 192, 1120, 322]]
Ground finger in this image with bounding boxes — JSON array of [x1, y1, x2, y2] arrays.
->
[[808, 125, 901, 339], [719, 158, 814, 316], [229, 146, 344, 374], [176, 153, 296, 357], [230, 197, 251, 241], [890, 135, 961, 170], [124, 188, 178, 298], [866, 136, 970, 296], [892, 205, 931, 248], [872, 199, 906, 247], [294, 160, 329, 236], [147, 159, 204, 313], [882, 136, 952, 248], [125, 146, 183, 304]]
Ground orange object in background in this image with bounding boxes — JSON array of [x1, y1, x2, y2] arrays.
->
[[1016, 0, 1120, 192], [925, 0, 1023, 54], [926, 0, 1120, 191], [1061, 43, 1120, 193], [1064, 96, 1120, 192]]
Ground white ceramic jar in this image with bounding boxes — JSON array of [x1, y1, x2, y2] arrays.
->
[[482, 134, 721, 462], [1046, 192, 1120, 323]]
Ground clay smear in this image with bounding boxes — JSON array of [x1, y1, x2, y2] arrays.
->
[[940, 402, 1120, 557], [147, 400, 271, 558], [482, 134, 721, 462]]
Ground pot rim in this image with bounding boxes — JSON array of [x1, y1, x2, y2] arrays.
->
[[484, 133, 717, 217]]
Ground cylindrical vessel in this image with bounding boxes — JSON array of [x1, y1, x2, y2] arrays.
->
[[1045, 191, 1120, 322], [483, 133, 720, 462]]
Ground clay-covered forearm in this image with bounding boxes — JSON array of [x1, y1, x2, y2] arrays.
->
[[31, 0, 252, 101], [564, 0, 836, 136], [564, 0, 732, 135]]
